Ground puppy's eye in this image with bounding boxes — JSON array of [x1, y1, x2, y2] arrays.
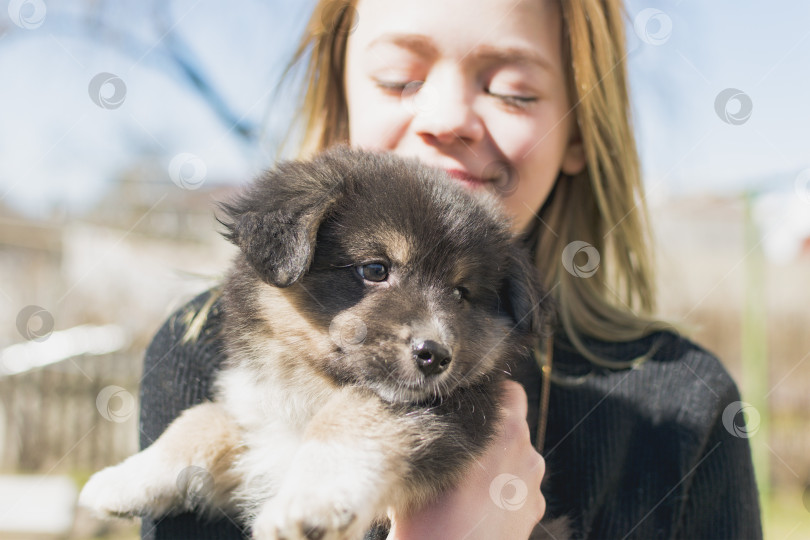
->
[[452, 286, 469, 302], [357, 263, 389, 282]]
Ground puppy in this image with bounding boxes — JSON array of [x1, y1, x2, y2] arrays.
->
[[80, 147, 558, 539]]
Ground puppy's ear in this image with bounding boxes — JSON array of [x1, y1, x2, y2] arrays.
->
[[218, 158, 345, 287], [501, 247, 557, 341]]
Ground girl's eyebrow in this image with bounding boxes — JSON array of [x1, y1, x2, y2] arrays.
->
[[366, 33, 553, 72], [366, 33, 438, 59], [465, 44, 555, 73]]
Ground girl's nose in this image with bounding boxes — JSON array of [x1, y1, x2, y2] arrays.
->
[[408, 72, 485, 146]]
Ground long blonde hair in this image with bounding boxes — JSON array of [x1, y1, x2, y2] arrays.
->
[[277, 0, 669, 365]]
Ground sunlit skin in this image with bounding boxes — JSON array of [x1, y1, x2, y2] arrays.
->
[[344, 0, 584, 537], [345, 0, 585, 234]]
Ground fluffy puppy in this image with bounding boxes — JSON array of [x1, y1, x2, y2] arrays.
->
[[80, 147, 558, 539]]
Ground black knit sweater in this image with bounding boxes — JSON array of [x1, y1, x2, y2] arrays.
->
[[139, 290, 762, 540]]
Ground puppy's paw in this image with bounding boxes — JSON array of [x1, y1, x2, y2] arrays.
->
[[250, 439, 390, 540], [251, 491, 362, 540], [79, 451, 181, 519]]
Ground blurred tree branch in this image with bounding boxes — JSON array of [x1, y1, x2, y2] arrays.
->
[[74, 0, 259, 143], [150, 1, 256, 142]]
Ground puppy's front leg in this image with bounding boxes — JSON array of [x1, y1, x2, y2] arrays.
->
[[253, 387, 410, 540], [79, 402, 244, 519]]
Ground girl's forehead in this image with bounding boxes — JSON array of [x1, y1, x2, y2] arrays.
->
[[351, 0, 563, 63]]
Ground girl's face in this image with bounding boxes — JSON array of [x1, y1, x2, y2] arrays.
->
[[345, 0, 586, 233]]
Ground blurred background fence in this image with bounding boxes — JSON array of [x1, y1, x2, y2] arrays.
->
[[0, 351, 140, 474]]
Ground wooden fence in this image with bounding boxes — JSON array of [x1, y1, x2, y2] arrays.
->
[[0, 352, 142, 474]]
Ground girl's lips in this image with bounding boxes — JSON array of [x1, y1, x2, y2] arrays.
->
[[444, 169, 488, 187]]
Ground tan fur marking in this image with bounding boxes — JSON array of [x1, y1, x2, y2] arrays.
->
[[378, 230, 413, 268], [304, 388, 408, 458], [450, 256, 478, 288], [159, 402, 245, 497], [257, 285, 333, 356]]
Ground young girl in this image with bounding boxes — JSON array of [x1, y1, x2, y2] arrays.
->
[[138, 0, 762, 538]]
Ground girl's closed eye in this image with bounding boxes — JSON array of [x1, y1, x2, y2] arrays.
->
[[485, 68, 542, 110], [365, 43, 428, 97], [374, 78, 423, 93], [486, 89, 538, 109]]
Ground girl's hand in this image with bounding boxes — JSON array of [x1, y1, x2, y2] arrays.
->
[[388, 380, 546, 540]]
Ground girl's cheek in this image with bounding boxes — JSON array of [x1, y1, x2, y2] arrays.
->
[[348, 85, 397, 149], [490, 107, 567, 164], [487, 121, 545, 163], [350, 105, 409, 151]]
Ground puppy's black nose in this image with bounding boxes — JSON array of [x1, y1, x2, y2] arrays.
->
[[413, 340, 451, 376]]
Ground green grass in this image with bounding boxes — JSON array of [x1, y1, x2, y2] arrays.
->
[[764, 485, 810, 540]]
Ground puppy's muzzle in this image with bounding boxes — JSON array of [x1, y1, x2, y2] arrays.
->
[[412, 339, 451, 376]]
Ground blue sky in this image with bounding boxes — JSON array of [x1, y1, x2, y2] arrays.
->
[[624, 0, 810, 197], [0, 0, 808, 217]]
